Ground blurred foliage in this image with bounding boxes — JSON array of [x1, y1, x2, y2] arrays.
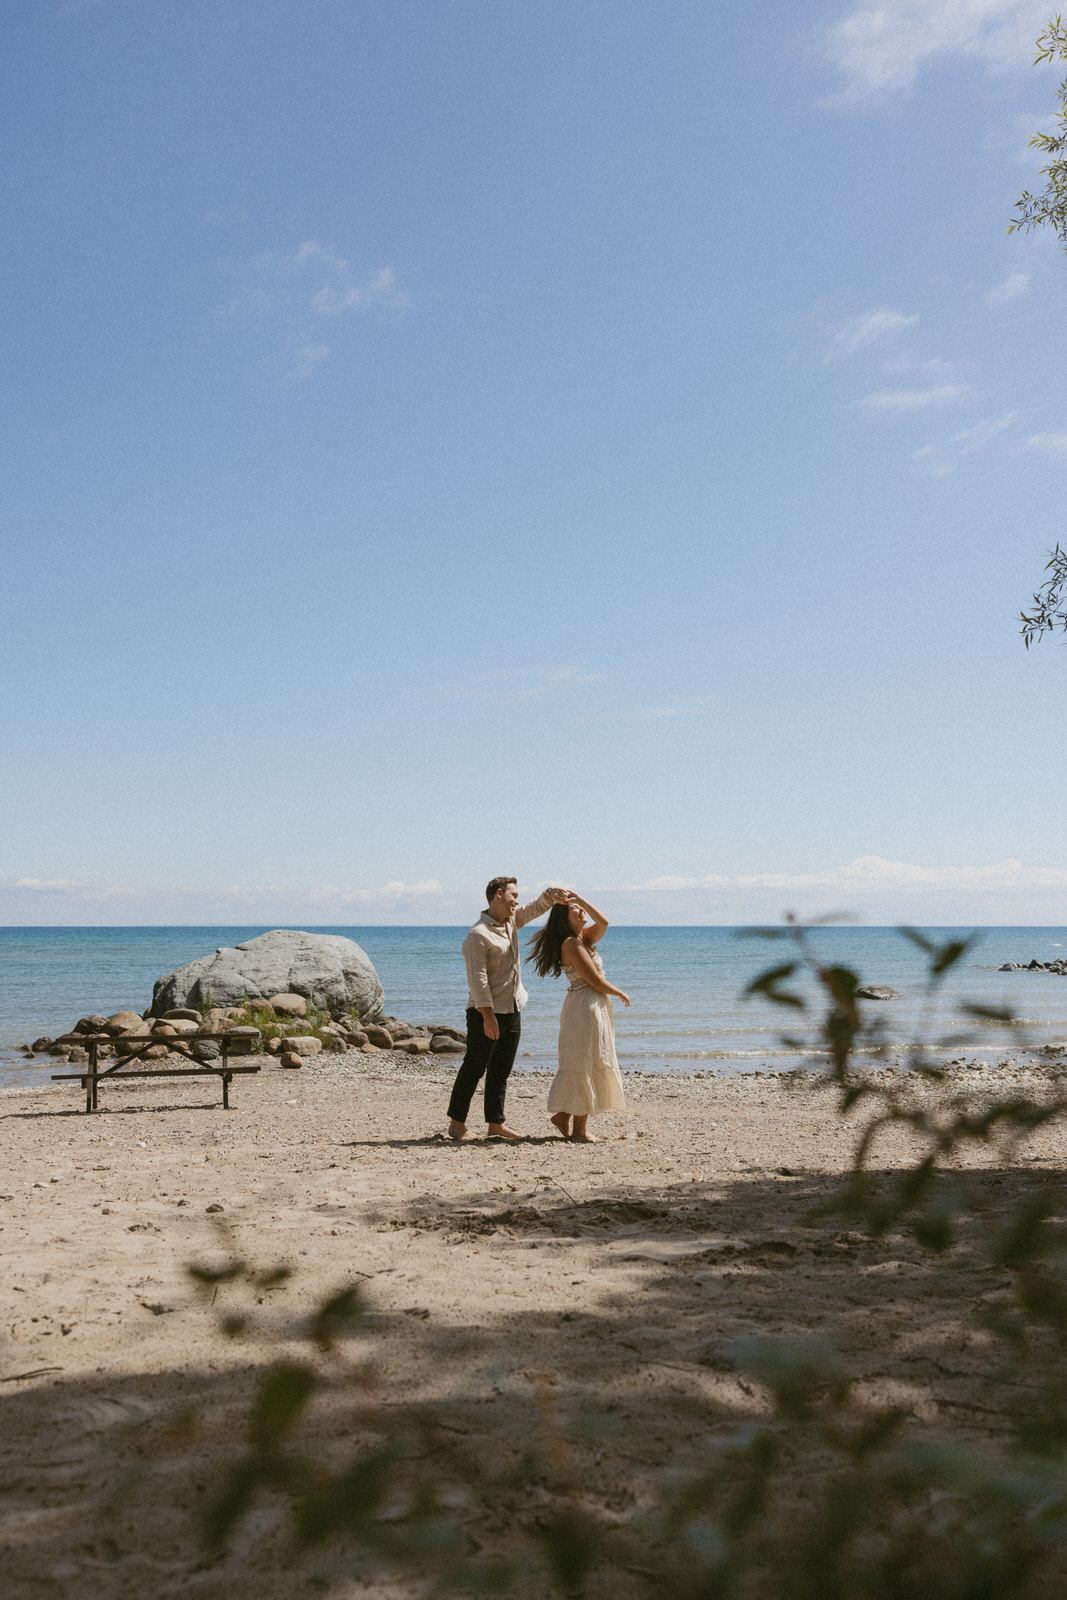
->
[[181, 925, 1067, 1597]]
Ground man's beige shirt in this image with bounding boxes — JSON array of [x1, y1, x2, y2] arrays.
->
[[462, 889, 556, 1014]]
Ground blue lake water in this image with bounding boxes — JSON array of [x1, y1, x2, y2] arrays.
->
[[2, 925, 1066, 1090]]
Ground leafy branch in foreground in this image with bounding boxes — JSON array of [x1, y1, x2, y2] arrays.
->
[[1020, 542, 1067, 646], [1010, 17, 1067, 248], [168, 924, 1067, 1598]]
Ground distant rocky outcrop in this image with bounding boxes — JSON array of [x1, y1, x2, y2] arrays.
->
[[999, 959, 1067, 975], [856, 986, 902, 1001], [150, 929, 385, 1020]]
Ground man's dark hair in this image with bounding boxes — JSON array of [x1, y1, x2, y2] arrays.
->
[[485, 876, 517, 905]]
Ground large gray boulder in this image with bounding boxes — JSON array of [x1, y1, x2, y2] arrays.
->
[[150, 929, 384, 1021]]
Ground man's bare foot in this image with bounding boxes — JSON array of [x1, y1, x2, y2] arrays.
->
[[486, 1123, 524, 1141], [448, 1119, 468, 1141], [550, 1113, 571, 1137]]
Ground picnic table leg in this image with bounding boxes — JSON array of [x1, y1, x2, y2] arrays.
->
[[86, 1038, 98, 1114], [222, 1072, 231, 1110]]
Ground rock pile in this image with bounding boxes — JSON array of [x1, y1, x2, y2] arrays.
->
[[999, 959, 1067, 974], [21, 999, 466, 1070], [19, 932, 469, 1072]]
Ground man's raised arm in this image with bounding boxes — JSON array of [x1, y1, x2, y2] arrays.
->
[[515, 886, 567, 930]]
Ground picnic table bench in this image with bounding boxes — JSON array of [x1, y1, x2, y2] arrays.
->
[[52, 1030, 261, 1112]]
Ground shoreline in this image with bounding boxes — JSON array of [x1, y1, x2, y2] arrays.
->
[[2, 1038, 1062, 1097]]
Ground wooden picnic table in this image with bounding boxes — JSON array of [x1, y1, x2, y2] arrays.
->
[[51, 1030, 261, 1112]]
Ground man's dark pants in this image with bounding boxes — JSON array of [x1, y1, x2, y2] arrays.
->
[[447, 1007, 521, 1126]]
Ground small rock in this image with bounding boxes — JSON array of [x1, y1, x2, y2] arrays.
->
[[279, 1052, 303, 1069], [430, 1033, 466, 1053], [342, 1029, 369, 1049], [426, 1024, 466, 1041], [192, 1040, 221, 1062], [281, 1035, 322, 1055], [856, 986, 901, 1001], [31, 1037, 54, 1052], [269, 993, 307, 1017], [205, 1203, 224, 1213], [364, 1025, 394, 1048], [105, 1012, 145, 1035], [164, 1008, 202, 1022], [225, 1026, 263, 1056], [75, 1014, 109, 1034], [266, 1036, 282, 1054]]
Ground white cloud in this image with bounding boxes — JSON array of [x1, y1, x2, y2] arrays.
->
[[912, 410, 1017, 474], [986, 269, 1031, 305], [0, 876, 458, 927], [1023, 430, 1067, 455], [829, 307, 919, 356], [290, 244, 409, 317], [631, 856, 1067, 894], [858, 382, 971, 414], [822, 1, 1050, 107], [15, 877, 88, 891], [216, 240, 409, 381]]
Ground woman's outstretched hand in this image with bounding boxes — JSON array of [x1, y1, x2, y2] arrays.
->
[[616, 990, 631, 1007]]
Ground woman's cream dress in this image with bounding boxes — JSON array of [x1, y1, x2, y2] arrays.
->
[[547, 946, 626, 1116]]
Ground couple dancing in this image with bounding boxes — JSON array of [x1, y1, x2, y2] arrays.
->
[[446, 877, 630, 1143]]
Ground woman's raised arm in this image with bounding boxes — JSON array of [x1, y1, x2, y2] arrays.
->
[[566, 891, 609, 946]]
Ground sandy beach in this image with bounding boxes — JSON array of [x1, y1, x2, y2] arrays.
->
[[3, 1051, 1067, 1598]]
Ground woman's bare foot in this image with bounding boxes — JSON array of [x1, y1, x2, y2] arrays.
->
[[550, 1113, 571, 1137], [448, 1119, 468, 1141], [486, 1123, 524, 1141], [570, 1117, 597, 1142]]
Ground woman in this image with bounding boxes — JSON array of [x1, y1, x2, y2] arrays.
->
[[528, 892, 630, 1141]]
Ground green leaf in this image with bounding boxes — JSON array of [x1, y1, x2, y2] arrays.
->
[[744, 962, 806, 1010]]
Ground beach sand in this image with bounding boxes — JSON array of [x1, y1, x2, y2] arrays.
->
[[3, 1052, 1067, 1598]]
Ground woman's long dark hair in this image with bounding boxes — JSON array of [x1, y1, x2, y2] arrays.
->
[[528, 901, 575, 978]]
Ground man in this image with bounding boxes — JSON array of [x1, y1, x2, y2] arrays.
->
[[447, 876, 567, 1141]]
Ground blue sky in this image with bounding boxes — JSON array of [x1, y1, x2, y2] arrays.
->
[[2, 0, 1066, 925]]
